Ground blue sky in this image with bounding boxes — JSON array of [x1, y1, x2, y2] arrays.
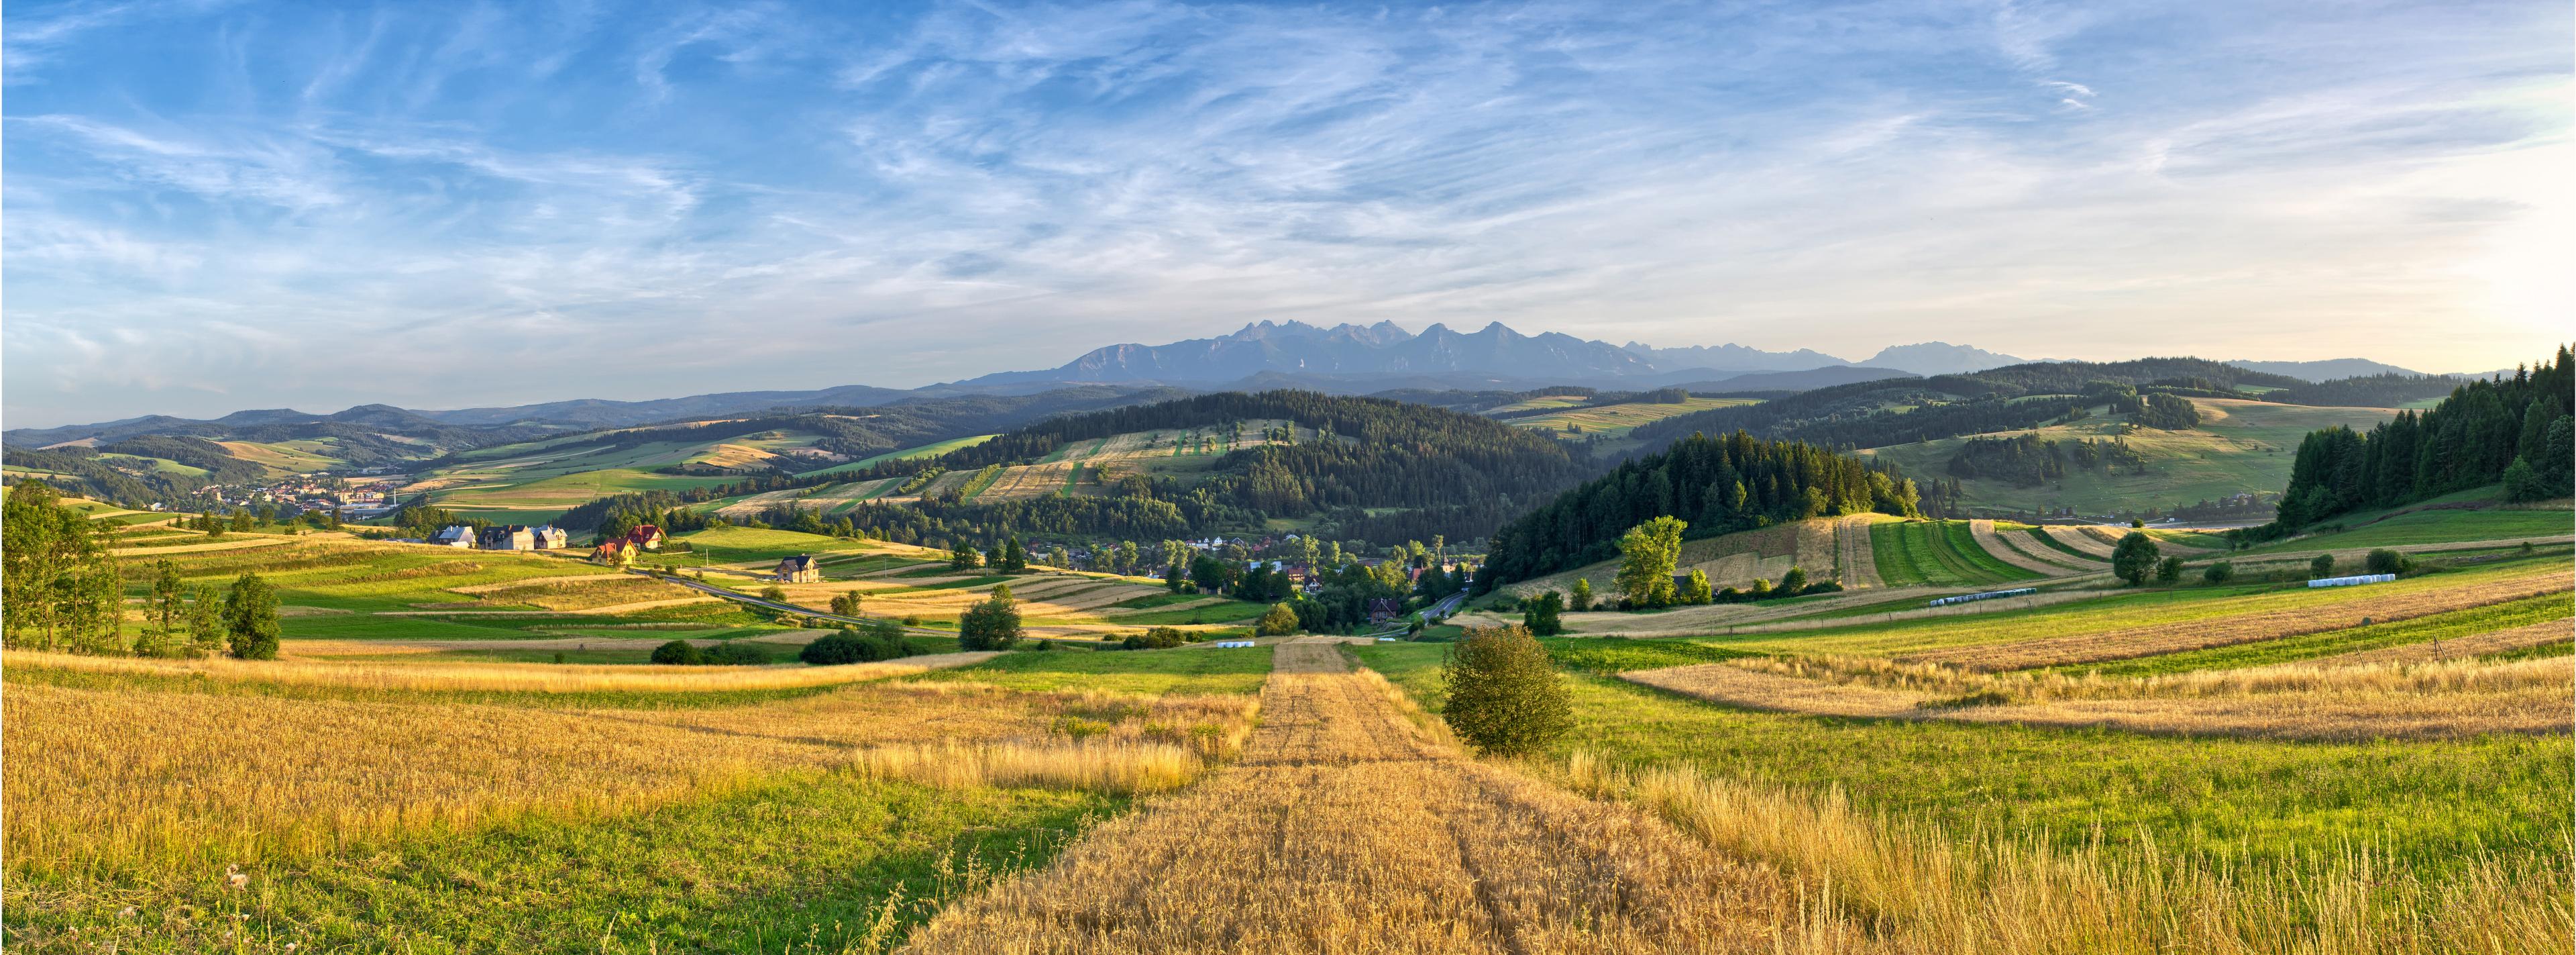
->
[[3, 0, 2568, 426]]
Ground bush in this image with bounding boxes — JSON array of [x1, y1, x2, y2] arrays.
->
[[1122, 626, 1189, 650], [759, 585, 787, 601], [650, 640, 704, 665], [2111, 532, 2160, 586], [800, 623, 914, 665], [1255, 603, 1303, 636], [2366, 548, 2412, 575], [1778, 566, 1809, 595], [958, 587, 1023, 650], [2154, 556, 2184, 585], [2310, 554, 2337, 579], [2203, 561, 2235, 584], [702, 641, 770, 666], [1521, 590, 1565, 636], [1440, 624, 1572, 757]]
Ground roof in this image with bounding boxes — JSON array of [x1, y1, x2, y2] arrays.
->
[[777, 554, 819, 570], [630, 524, 663, 537]]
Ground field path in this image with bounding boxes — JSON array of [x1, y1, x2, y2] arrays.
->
[[903, 639, 1813, 954]]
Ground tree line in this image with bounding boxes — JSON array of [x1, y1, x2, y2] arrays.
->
[[2268, 346, 2573, 531], [1947, 434, 2147, 487], [3, 479, 283, 658], [1479, 430, 1921, 587]]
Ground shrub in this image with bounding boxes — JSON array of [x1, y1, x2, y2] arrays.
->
[[801, 630, 868, 665], [759, 585, 787, 602], [1778, 566, 1809, 595], [958, 587, 1022, 650], [2111, 532, 2160, 586], [2203, 561, 2235, 584], [1568, 578, 1593, 613], [1521, 590, 1565, 636], [702, 641, 770, 666], [1255, 603, 1302, 636], [2366, 548, 2411, 575], [2154, 556, 2184, 585], [1440, 624, 1572, 757], [1122, 626, 1188, 650], [649, 640, 704, 665], [2310, 554, 2337, 579]]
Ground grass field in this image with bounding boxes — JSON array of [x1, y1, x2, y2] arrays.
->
[[1860, 398, 2402, 515], [1869, 519, 2039, 587], [1501, 396, 1762, 438], [798, 434, 1000, 477]]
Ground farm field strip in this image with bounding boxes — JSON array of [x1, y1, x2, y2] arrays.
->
[[2061, 595, 2575, 675], [1909, 568, 2573, 671], [1622, 658, 2569, 741], [1936, 521, 2042, 583], [906, 640, 1825, 954], [1837, 515, 1886, 589], [2041, 527, 2122, 558], [2298, 617, 2572, 667], [2024, 527, 2110, 562], [1970, 520, 2090, 574]]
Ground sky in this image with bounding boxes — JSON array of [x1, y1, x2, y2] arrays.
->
[[3, 0, 2569, 427]]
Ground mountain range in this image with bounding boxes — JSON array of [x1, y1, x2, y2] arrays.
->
[[4, 319, 2433, 444]]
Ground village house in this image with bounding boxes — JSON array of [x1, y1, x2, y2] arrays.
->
[[429, 525, 477, 548], [531, 525, 569, 550], [479, 525, 535, 552], [591, 540, 637, 566], [1366, 597, 1403, 623], [775, 554, 822, 583], [625, 525, 666, 550]]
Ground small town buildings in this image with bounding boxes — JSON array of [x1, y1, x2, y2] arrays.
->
[[1366, 597, 1403, 623], [531, 525, 569, 550], [775, 554, 822, 583], [626, 525, 666, 550], [430, 525, 477, 548], [479, 525, 535, 552], [591, 541, 637, 566]]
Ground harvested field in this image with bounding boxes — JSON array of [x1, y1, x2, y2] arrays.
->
[[468, 575, 696, 611], [1794, 521, 1837, 581], [2298, 618, 2573, 667], [2039, 527, 2120, 558], [3, 649, 996, 695], [1909, 570, 2573, 671], [1970, 520, 2086, 575], [1837, 515, 1886, 589], [1623, 658, 2572, 741], [107, 536, 296, 555], [904, 639, 1845, 954]]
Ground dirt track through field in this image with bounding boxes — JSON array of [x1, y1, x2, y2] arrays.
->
[[904, 639, 1817, 954]]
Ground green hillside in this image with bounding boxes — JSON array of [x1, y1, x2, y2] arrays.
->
[[1860, 398, 2398, 516]]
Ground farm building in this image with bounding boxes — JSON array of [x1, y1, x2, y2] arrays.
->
[[774, 554, 822, 583], [1367, 597, 1403, 623], [590, 541, 637, 566], [625, 525, 666, 550], [531, 525, 568, 550], [429, 525, 477, 548], [478, 525, 535, 551]]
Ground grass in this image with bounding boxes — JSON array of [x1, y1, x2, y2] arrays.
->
[[1352, 642, 2571, 876], [670, 525, 885, 563], [2052, 593, 2575, 676], [909, 646, 1275, 696], [2025, 526, 2106, 562], [1503, 396, 1762, 439], [15, 772, 1116, 954], [1544, 638, 1756, 674], [2246, 508, 2571, 553], [1858, 398, 2401, 515], [1936, 520, 2040, 583], [799, 434, 1000, 477]]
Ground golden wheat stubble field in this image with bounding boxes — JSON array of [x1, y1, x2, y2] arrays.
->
[[0, 651, 1256, 936], [904, 640, 1857, 955]]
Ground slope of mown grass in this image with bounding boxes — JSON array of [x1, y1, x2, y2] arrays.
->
[[1352, 642, 2570, 877], [1937, 521, 2042, 583], [1870, 521, 1932, 587], [2026, 527, 2105, 562], [799, 434, 1000, 477], [2245, 508, 2571, 554]]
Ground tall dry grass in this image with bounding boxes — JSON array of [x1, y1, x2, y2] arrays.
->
[[1736, 650, 2575, 703], [852, 741, 1201, 796], [1554, 753, 2572, 955]]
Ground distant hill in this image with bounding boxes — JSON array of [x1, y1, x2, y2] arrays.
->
[[962, 320, 1656, 386], [1619, 341, 1849, 374], [1858, 342, 2037, 376], [419, 384, 915, 427], [2225, 358, 2424, 383], [1670, 366, 1917, 393]]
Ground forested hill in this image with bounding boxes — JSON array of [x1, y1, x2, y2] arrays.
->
[[1479, 430, 1921, 586], [828, 391, 1589, 545], [1623, 358, 2334, 455], [2272, 345, 2573, 530]]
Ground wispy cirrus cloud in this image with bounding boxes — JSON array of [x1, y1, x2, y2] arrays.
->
[[2, 0, 2568, 425]]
